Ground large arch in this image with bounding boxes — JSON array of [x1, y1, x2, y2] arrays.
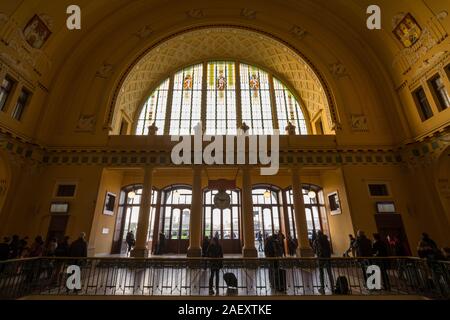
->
[[109, 26, 337, 135]]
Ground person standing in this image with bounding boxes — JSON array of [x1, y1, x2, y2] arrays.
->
[[8, 235, 20, 259], [206, 237, 223, 295], [353, 230, 373, 283], [372, 233, 391, 290], [313, 230, 334, 294], [125, 231, 136, 256], [344, 234, 356, 257], [257, 231, 263, 253], [69, 232, 88, 258], [278, 231, 286, 257], [28, 236, 45, 257], [202, 236, 210, 257], [157, 232, 166, 255]]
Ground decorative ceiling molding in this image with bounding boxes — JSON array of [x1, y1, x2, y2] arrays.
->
[[109, 26, 336, 134]]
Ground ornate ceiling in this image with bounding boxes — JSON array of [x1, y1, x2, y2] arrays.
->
[[112, 26, 333, 133]]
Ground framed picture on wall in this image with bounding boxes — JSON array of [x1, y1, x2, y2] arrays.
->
[[103, 192, 116, 216], [328, 191, 341, 215]]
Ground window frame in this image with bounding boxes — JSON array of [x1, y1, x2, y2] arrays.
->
[[412, 86, 433, 121], [11, 87, 31, 121], [0, 75, 16, 112], [428, 74, 450, 111], [133, 61, 311, 136]]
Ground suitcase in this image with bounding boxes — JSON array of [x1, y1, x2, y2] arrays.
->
[[334, 276, 350, 294], [223, 272, 238, 288]]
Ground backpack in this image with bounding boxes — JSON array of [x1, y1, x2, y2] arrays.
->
[[223, 272, 238, 288], [334, 276, 350, 295]]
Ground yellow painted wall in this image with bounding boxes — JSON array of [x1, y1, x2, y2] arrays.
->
[[89, 169, 124, 255], [320, 169, 354, 256]]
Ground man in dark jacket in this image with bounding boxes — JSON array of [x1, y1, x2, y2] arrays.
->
[[313, 230, 334, 294], [353, 230, 372, 257], [372, 233, 391, 290], [202, 236, 210, 257], [353, 230, 373, 283], [0, 237, 10, 261], [70, 232, 88, 257], [206, 237, 223, 295], [125, 231, 135, 256]]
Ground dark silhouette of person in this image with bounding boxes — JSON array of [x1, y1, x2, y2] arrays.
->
[[344, 234, 356, 257], [417, 233, 442, 260], [0, 237, 10, 261], [19, 236, 29, 257], [287, 235, 297, 256], [126, 231, 135, 255], [352, 230, 373, 283], [69, 232, 88, 258], [8, 235, 20, 259], [202, 236, 210, 257], [278, 231, 286, 257], [313, 230, 334, 294], [55, 236, 70, 257], [157, 232, 166, 255], [257, 231, 263, 252], [372, 233, 391, 290], [28, 236, 45, 257], [206, 237, 223, 295]]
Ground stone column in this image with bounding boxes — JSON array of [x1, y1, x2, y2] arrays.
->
[[242, 167, 258, 257], [187, 166, 203, 257], [291, 167, 314, 257], [131, 166, 153, 257]]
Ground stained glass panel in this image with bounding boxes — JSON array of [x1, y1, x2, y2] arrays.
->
[[136, 78, 169, 135], [206, 62, 237, 135], [240, 64, 273, 135], [274, 78, 307, 135], [170, 64, 203, 135]]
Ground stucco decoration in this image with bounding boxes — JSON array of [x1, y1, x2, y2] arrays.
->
[[0, 13, 52, 81]]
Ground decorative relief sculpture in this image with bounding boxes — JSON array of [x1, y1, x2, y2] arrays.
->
[[350, 114, 369, 132], [285, 122, 296, 135], [147, 122, 158, 136], [22, 14, 52, 49], [241, 9, 257, 20], [186, 9, 204, 19], [134, 25, 153, 39], [76, 114, 96, 132], [291, 26, 308, 40], [96, 63, 114, 78], [329, 62, 348, 78]]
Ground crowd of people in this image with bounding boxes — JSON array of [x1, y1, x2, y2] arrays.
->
[[0, 233, 88, 262], [1, 229, 448, 296]]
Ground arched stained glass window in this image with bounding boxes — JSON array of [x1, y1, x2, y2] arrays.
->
[[206, 62, 237, 135], [274, 78, 307, 135], [170, 64, 203, 135], [136, 78, 169, 135], [240, 64, 273, 135], [135, 61, 310, 136]]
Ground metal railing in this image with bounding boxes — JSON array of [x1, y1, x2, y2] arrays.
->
[[0, 257, 449, 299]]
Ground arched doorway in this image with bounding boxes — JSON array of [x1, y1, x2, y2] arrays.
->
[[252, 185, 284, 254], [112, 185, 158, 254], [284, 184, 331, 246], [160, 185, 192, 254], [203, 189, 241, 254]]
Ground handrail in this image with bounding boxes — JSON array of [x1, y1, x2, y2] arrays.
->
[[0, 256, 448, 300]]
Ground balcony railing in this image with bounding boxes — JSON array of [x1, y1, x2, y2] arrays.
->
[[0, 257, 449, 299]]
